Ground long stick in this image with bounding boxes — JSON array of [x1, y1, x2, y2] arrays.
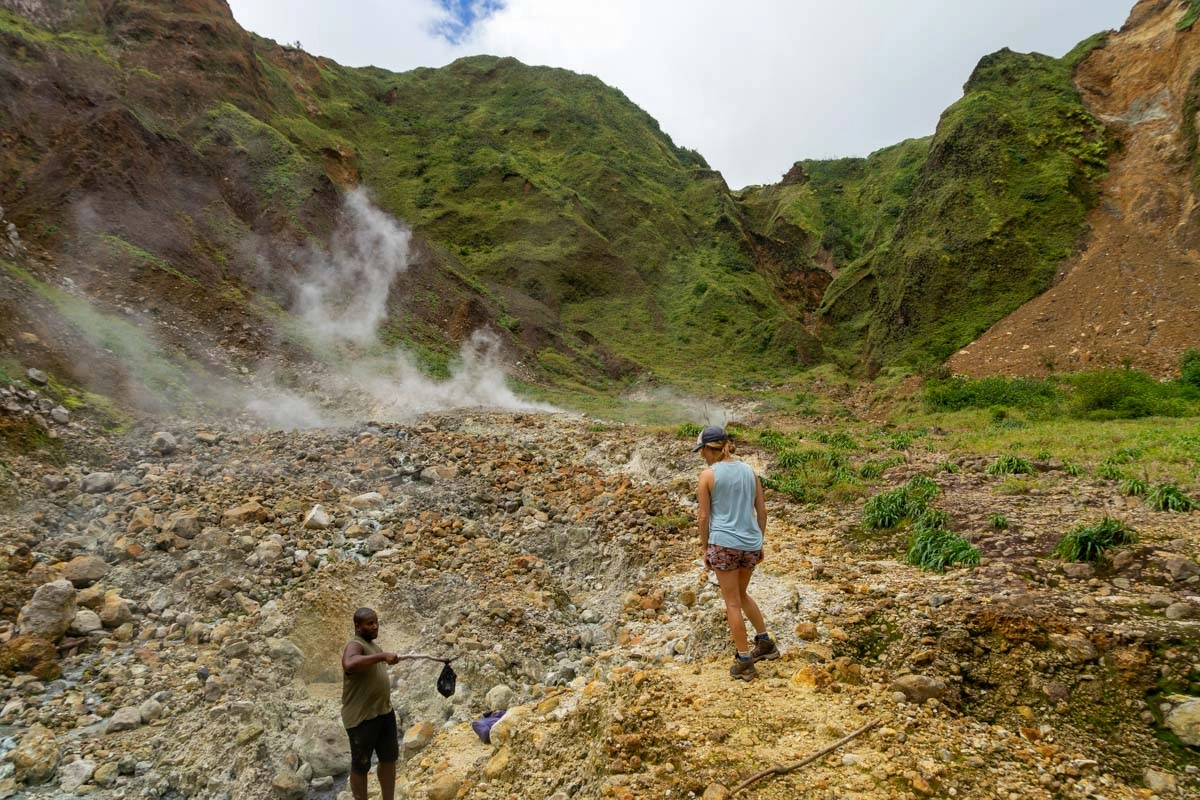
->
[[730, 717, 881, 796], [393, 653, 451, 663]]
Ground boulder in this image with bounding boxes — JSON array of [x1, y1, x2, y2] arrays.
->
[[303, 505, 332, 530], [106, 705, 143, 733], [267, 637, 305, 670], [98, 593, 133, 629], [11, 724, 59, 783], [1163, 555, 1200, 581], [80, 472, 117, 494], [17, 579, 77, 642], [485, 684, 515, 711], [69, 609, 103, 635], [150, 431, 177, 455], [164, 513, 201, 540], [0, 634, 59, 680], [1165, 698, 1200, 746], [222, 500, 269, 526], [402, 720, 435, 751], [349, 492, 385, 509], [294, 716, 350, 778], [427, 775, 461, 800], [889, 674, 948, 704], [60, 759, 96, 792], [61, 554, 109, 588], [271, 769, 307, 800], [26, 367, 48, 385], [1048, 633, 1098, 665]]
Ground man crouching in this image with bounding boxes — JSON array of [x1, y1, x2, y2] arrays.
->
[[342, 607, 400, 800]]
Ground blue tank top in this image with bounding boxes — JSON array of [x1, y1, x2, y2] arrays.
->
[[708, 460, 763, 551]]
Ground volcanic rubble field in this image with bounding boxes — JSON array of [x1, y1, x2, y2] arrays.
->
[[1, 394, 1199, 800]]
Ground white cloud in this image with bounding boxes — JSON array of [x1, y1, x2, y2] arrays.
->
[[228, 0, 1133, 187]]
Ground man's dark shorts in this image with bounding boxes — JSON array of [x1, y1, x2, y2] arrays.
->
[[346, 710, 399, 774], [706, 544, 764, 571]]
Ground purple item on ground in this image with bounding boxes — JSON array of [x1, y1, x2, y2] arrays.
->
[[471, 710, 506, 744]]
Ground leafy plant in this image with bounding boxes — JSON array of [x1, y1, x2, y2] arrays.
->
[[905, 527, 980, 572], [905, 475, 941, 504], [985, 454, 1035, 476], [815, 431, 858, 451], [1119, 478, 1148, 498], [1054, 517, 1136, 562], [860, 454, 905, 479], [1145, 483, 1196, 513], [935, 460, 961, 474], [1062, 461, 1083, 477], [862, 488, 912, 530], [677, 422, 702, 438], [1095, 462, 1125, 481], [989, 514, 1009, 529]]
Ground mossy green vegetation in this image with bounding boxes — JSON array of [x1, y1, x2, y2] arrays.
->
[[820, 46, 1109, 371]]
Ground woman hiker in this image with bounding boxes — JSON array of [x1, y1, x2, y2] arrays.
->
[[693, 425, 780, 680]]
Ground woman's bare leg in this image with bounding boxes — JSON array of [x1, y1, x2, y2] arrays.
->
[[737, 567, 766, 635], [716, 568, 750, 653]]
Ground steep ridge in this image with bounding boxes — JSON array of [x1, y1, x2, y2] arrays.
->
[[950, 0, 1200, 377]]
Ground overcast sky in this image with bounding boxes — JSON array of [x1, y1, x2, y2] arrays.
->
[[226, 0, 1135, 189]]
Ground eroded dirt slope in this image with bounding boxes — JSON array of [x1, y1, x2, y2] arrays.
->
[[950, 0, 1200, 378]]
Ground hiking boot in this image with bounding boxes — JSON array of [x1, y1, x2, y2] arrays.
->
[[730, 657, 758, 681], [751, 636, 780, 662]]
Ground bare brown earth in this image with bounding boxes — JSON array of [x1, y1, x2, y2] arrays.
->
[[949, 0, 1200, 378]]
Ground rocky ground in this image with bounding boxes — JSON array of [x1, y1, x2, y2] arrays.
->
[[1, 376, 1199, 800]]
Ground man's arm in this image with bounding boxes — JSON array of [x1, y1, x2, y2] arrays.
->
[[342, 641, 400, 674]]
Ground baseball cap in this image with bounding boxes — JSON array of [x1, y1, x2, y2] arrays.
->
[[690, 425, 728, 452]]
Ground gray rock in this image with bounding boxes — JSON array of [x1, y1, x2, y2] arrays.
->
[[485, 684, 515, 711], [106, 706, 143, 733], [1165, 698, 1200, 746], [61, 554, 109, 588], [150, 431, 177, 455], [1165, 602, 1198, 621], [267, 637, 305, 670], [138, 698, 164, 724], [59, 759, 96, 792], [294, 717, 350, 778], [42, 474, 69, 491], [69, 609, 103, 635], [1164, 555, 1200, 581], [349, 492, 385, 509], [50, 406, 70, 424], [1144, 767, 1177, 792], [1048, 633, 1097, 665], [1061, 562, 1094, 579], [164, 513, 201, 539], [80, 472, 118, 494], [889, 674, 948, 704], [26, 367, 48, 385], [271, 769, 307, 800], [303, 505, 332, 530], [363, 533, 390, 555], [17, 579, 77, 642]]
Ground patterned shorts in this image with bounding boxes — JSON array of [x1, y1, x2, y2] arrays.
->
[[706, 544, 764, 571]]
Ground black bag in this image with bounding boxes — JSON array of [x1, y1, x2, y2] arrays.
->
[[436, 661, 457, 697]]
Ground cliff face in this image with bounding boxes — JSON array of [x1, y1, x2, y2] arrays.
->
[[949, 0, 1200, 377]]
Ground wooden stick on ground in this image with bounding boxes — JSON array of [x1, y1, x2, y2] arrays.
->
[[730, 717, 882, 796]]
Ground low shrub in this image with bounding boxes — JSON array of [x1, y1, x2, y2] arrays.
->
[[923, 375, 1062, 412], [905, 527, 980, 572], [1145, 483, 1196, 512], [1068, 369, 1197, 419], [985, 454, 1035, 475], [1054, 517, 1136, 562], [678, 422, 702, 438], [1181, 348, 1200, 390]]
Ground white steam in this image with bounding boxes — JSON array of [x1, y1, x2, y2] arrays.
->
[[244, 189, 555, 428], [294, 188, 412, 345]]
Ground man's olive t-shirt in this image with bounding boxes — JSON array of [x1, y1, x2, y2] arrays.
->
[[341, 635, 392, 729]]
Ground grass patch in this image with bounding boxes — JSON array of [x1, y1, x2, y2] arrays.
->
[[924, 375, 1063, 413], [985, 454, 1035, 475], [989, 514, 1009, 530], [905, 526, 981, 572], [1145, 484, 1196, 513], [1054, 517, 1136, 562]]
